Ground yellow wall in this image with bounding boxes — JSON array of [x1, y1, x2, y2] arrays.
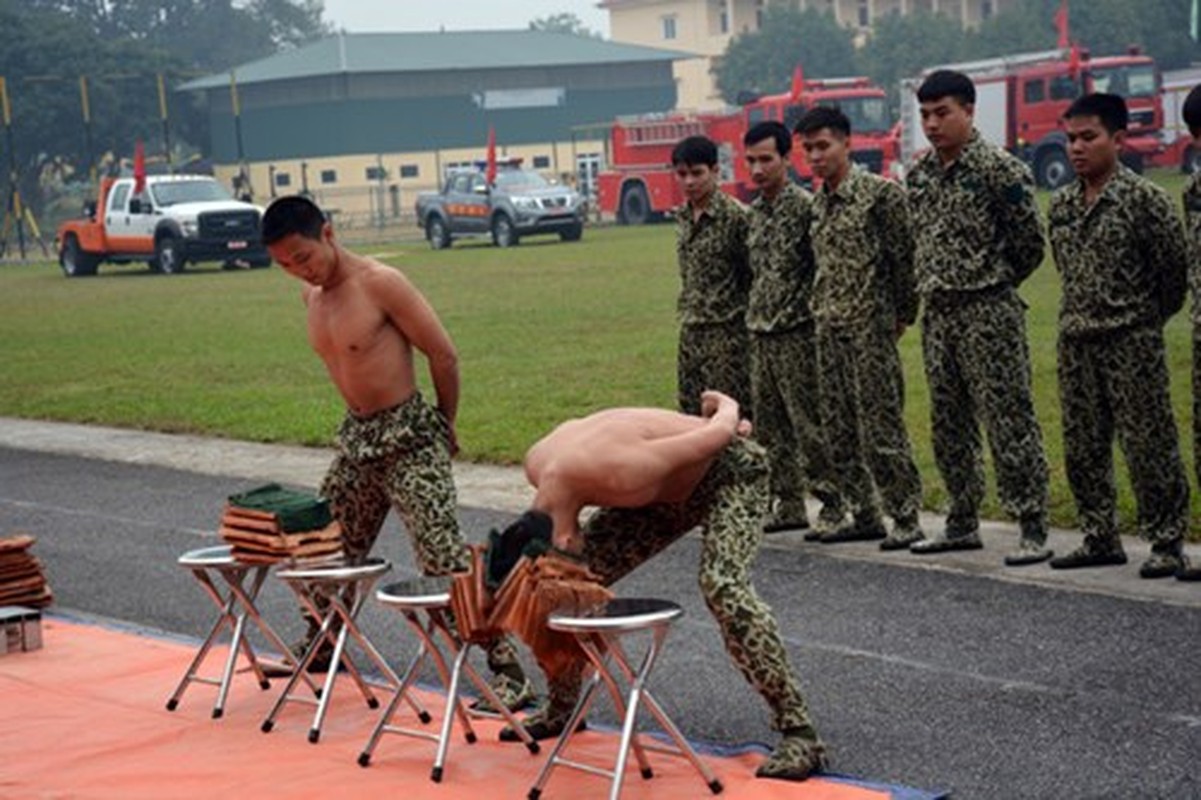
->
[[216, 137, 608, 227]]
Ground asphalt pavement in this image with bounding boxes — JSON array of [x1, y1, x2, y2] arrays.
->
[[2, 417, 1200, 799]]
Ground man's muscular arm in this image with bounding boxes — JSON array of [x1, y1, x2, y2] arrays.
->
[[616, 391, 742, 491], [370, 267, 460, 433]]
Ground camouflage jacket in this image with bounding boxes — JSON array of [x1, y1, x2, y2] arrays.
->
[[676, 189, 751, 326], [811, 166, 918, 329], [746, 182, 816, 333], [1183, 170, 1201, 327], [907, 130, 1045, 298], [1049, 165, 1187, 337]]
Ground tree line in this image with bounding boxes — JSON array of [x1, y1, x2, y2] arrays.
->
[[716, 0, 1199, 107], [0, 0, 328, 217]]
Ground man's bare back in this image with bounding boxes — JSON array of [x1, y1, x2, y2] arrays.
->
[[267, 223, 459, 427], [525, 391, 749, 551]]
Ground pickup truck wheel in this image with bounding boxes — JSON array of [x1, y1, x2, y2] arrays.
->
[[155, 233, 185, 274], [491, 214, 519, 248], [559, 223, 583, 242], [60, 234, 99, 277], [427, 217, 451, 250]]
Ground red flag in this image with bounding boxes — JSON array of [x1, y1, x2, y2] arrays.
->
[[1053, 0, 1069, 49], [133, 139, 146, 194], [485, 125, 497, 186], [790, 64, 805, 101]]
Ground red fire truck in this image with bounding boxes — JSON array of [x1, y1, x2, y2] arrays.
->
[[596, 76, 898, 224], [899, 46, 1165, 188]]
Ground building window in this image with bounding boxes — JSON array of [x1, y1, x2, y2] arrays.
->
[[274, 172, 291, 188], [756, 0, 766, 29], [399, 164, 419, 179], [858, 0, 870, 27], [532, 155, 551, 169], [365, 166, 387, 181], [320, 169, 337, 184], [720, 9, 729, 33], [661, 15, 677, 39], [981, 0, 993, 20]]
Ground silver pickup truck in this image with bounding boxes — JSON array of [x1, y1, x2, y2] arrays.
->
[[414, 166, 585, 249]]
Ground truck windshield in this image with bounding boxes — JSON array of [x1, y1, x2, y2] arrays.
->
[[494, 170, 550, 191], [1089, 64, 1158, 99], [151, 180, 234, 207], [836, 96, 891, 134]]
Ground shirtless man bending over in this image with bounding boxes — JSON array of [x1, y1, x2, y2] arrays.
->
[[260, 196, 531, 708], [498, 389, 826, 781]]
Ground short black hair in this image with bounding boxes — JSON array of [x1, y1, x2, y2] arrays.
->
[[795, 105, 852, 138], [743, 121, 792, 156], [261, 195, 326, 245], [1183, 85, 1201, 136], [1064, 92, 1128, 134], [917, 70, 976, 107], [671, 135, 719, 167]]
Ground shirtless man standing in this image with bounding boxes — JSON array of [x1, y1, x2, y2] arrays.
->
[[260, 196, 531, 708], [498, 389, 826, 781]]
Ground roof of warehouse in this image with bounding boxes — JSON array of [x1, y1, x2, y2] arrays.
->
[[178, 30, 691, 90]]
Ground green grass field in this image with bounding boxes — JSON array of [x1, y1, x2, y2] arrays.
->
[[0, 169, 1197, 534]]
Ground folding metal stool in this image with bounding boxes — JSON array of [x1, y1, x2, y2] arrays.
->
[[261, 557, 417, 743], [529, 598, 723, 800], [165, 544, 313, 719], [358, 576, 540, 782]]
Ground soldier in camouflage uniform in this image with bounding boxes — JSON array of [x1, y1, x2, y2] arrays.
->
[[795, 106, 925, 550], [261, 196, 532, 705], [742, 121, 845, 535], [1179, 85, 1201, 582], [905, 70, 1053, 566], [672, 135, 753, 417], [1045, 94, 1190, 579], [495, 390, 827, 781]]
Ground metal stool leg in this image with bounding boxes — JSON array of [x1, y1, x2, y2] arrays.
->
[[528, 670, 605, 799], [358, 632, 435, 767]]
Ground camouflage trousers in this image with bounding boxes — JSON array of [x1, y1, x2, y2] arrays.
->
[[566, 437, 817, 735], [921, 289, 1048, 526], [678, 320, 752, 416], [1060, 326, 1189, 545], [817, 322, 922, 524], [1193, 327, 1201, 491], [320, 394, 522, 676], [750, 326, 842, 520]]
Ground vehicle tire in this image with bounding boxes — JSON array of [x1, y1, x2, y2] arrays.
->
[[59, 234, 99, 277], [155, 233, 185, 274], [1184, 145, 1201, 175], [559, 223, 583, 242], [1034, 148, 1072, 189], [491, 214, 519, 248], [1120, 152, 1144, 174], [618, 183, 650, 225], [427, 216, 451, 250]]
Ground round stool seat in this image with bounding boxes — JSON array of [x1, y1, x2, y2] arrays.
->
[[377, 576, 453, 609], [277, 556, 390, 584], [549, 598, 682, 634], [177, 544, 236, 568]]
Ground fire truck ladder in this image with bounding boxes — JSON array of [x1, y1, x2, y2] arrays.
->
[[923, 48, 1070, 80]]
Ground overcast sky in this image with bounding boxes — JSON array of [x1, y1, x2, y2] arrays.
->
[[319, 1, 611, 36]]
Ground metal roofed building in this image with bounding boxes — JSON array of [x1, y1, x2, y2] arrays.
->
[[178, 30, 689, 225]]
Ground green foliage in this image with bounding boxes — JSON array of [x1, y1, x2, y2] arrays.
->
[[715, 6, 857, 103], [862, 11, 966, 106], [0, 1, 330, 214], [528, 12, 601, 39]]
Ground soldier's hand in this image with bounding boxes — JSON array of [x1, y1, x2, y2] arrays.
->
[[700, 390, 737, 419]]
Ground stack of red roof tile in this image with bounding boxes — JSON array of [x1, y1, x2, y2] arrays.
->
[[0, 534, 53, 608]]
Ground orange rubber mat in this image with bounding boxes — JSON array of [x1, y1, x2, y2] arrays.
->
[[0, 618, 917, 799]]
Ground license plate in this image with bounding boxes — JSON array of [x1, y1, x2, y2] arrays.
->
[[227, 240, 247, 250]]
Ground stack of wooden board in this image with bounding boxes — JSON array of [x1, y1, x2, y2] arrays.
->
[[0, 534, 53, 608], [220, 484, 343, 564]]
